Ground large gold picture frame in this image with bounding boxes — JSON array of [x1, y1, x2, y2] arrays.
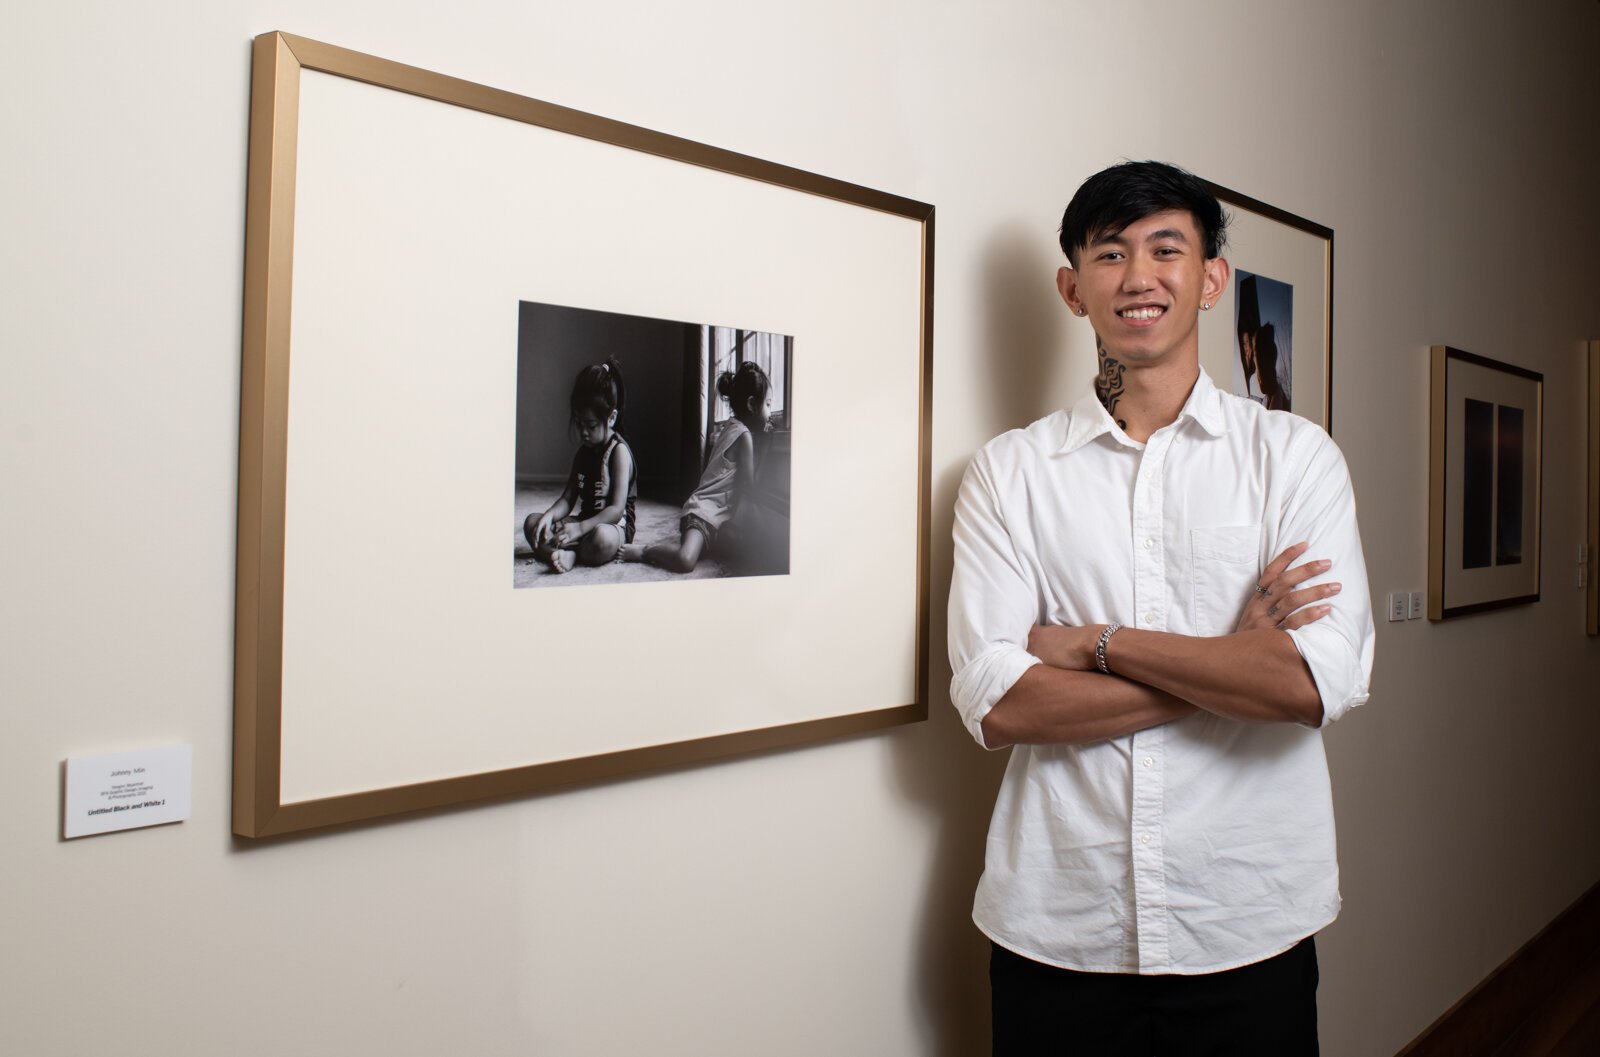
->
[[235, 33, 934, 837], [1428, 345, 1543, 621]]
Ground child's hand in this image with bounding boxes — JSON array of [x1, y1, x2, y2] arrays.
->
[[533, 512, 556, 548], [553, 520, 580, 548]]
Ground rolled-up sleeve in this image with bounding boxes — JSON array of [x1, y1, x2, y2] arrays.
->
[[948, 450, 1042, 748], [1277, 429, 1376, 727]]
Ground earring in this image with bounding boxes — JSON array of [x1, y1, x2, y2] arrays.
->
[[1202, 302, 1212, 310], [1076, 307, 1087, 316]]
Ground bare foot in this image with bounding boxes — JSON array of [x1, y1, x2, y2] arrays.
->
[[550, 549, 576, 573], [619, 543, 645, 563]]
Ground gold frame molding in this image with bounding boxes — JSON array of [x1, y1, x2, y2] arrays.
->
[[1427, 345, 1544, 621], [234, 32, 935, 838]]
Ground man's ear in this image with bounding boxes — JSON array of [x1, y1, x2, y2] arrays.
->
[[1057, 266, 1083, 315], [1202, 256, 1231, 310]]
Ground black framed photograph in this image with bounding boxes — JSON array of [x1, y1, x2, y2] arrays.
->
[[1428, 345, 1544, 620], [1198, 180, 1333, 432], [233, 33, 933, 837]]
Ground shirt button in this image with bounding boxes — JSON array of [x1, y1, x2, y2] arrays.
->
[[1140, 834, 1152, 844], [1143, 757, 1154, 767], [1143, 612, 1158, 624], [1142, 537, 1156, 550]]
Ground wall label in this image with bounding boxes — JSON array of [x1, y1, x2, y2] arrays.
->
[[64, 745, 192, 839]]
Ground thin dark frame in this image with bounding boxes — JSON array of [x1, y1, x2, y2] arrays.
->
[[235, 32, 935, 838], [1427, 344, 1544, 621]]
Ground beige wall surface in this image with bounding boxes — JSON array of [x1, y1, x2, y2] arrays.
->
[[3, 2, 1597, 1055]]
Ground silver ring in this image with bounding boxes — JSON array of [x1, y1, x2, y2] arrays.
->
[[1253, 584, 1271, 598]]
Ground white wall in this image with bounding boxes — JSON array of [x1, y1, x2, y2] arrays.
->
[[4, 2, 1597, 1055]]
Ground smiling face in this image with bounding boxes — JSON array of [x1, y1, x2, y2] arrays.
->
[[1057, 209, 1229, 373]]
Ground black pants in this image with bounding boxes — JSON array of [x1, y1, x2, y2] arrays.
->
[[990, 938, 1319, 1056]]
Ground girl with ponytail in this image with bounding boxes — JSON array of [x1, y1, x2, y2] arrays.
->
[[524, 357, 638, 573], [621, 360, 771, 573]]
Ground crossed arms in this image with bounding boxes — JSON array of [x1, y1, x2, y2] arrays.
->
[[981, 545, 1333, 749], [948, 434, 1375, 751]]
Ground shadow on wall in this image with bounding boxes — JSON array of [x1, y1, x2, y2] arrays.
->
[[891, 460, 1009, 1057], [979, 222, 1092, 431], [886, 225, 1094, 1055]]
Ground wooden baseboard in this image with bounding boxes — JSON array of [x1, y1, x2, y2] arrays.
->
[[1395, 880, 1600, 1057]]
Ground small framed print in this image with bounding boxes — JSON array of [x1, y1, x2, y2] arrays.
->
[[1198, 180, 1333, 433], [1428, 345, 1544, 620]]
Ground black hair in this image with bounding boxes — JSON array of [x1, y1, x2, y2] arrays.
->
[[717, 361, 769, 427], [1058, 160, 1228, 268], [1255, 323, 1282, 396], [569, 356, 626, 438], [1236, 273, 1262, 334]]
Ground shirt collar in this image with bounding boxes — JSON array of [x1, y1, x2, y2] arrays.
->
[[1181, 369, 1228, 438], [1058, 390, 1121, 454], [1056, 368, 1228, 455]]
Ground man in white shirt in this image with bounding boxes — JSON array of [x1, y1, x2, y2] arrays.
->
[[948, 161, 1375, 1055]]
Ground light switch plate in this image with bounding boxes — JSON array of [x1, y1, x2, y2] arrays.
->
[[1408, 591, 1424, 619], [1387, 592, 1407, 622]]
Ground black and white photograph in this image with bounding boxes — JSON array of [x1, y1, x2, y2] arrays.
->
[[512, 300, 793, 589], [1233, 270, 1294, 411]]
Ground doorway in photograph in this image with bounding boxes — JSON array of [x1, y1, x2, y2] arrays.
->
[[512, 300, 793, 589]]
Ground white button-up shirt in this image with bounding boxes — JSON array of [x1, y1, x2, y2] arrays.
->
[[948, 370, 1375, 974]]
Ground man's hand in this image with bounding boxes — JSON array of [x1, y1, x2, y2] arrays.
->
[[1026, 542, 1339, 701], [1237, 542, 1341, 633], [1026, 623, 1102, 671]]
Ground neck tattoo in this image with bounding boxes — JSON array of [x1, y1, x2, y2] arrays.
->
[[1094, 338, 1128, 431]]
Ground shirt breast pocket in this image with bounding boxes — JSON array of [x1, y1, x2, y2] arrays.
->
[[1190, 525, 1261, 636]]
